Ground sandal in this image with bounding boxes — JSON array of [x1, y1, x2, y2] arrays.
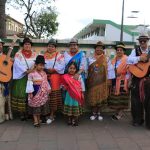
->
[[33, 122, 40, 127]]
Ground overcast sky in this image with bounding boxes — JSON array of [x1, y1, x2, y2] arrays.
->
[[6, 0, 150, 39]]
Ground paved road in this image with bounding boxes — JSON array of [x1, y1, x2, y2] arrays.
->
[[0, 113, 150, 150]]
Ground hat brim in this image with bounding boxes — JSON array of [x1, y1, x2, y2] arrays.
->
[[115, 45, 126, 50], [94, 44, 105, 49], [0, 41, 5, 45], [34, 60, 46, 64], [137, 37, 150, 40]]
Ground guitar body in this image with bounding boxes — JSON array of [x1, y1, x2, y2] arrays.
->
[[0, 54, 13, 82], [129, 62, 150, 78]]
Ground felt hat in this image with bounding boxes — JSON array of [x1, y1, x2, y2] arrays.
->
[[35, 55, 46, 64], [47, 38, 57, 47], [94, 41, 105, 49]]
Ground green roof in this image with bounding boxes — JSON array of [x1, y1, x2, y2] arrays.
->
[[75, 19, 139, 37]]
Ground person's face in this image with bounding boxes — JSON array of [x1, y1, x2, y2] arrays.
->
[[69, 43, 78, 53], [23, 42, 32, 51], [95, 46, 104, 55], [47, 44, 56, 53], [68, 64, 77, 75], [36, 63, 44, 71], [0, 43, 3, 53], [139, 39, 149, 49], [116, 47, 124, 58]]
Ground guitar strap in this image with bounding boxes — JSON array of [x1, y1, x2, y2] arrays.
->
[[135, 47, 142, 56], [52, 52, 58, 68]]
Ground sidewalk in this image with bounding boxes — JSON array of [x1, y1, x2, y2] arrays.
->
[[0, 113, 150, 150]]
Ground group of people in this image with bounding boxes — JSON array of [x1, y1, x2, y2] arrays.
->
[[0, 33, 150, 129]]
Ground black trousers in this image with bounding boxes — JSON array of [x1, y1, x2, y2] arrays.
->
[[131, 77, 150, 128], [144, 79, 150, 129]]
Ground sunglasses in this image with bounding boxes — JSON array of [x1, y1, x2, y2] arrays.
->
[[139, 40, 147, 43]]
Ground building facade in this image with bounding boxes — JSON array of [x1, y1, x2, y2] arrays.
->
[[74, 19, 149, 42], [6, 15, 24, 37]]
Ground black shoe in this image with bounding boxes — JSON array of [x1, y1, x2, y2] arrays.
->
[[111, 115, 119, 121]]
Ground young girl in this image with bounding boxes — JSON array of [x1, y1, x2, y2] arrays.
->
[[61, 62, 85, 126], [26, 55, 51, 127]]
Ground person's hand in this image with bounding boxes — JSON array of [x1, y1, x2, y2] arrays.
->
[[29, 93, 33, 99], [140, 55, 148, 62], [26, 68, 34, 74], [73, 73, 79, 80]]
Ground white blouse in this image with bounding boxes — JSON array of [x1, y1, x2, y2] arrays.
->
[[13, 50, 37, 79], [44, 52, 65, 74]]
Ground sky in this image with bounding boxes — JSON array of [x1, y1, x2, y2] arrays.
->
[[6, 0, 150, 39]]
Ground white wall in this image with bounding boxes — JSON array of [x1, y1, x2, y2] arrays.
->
[[105, 24, 132, 42]]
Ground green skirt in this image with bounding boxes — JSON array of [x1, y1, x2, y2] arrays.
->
[[11, 76, 28, 113], [63, 92, 83, 117]]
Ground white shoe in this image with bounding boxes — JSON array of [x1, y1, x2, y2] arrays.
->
[[46, 118, 54, 124], [90, 115, 97, 121], [98, 115, 103, 121]]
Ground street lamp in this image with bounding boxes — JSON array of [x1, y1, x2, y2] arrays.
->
[[120, 0, 125, 42]]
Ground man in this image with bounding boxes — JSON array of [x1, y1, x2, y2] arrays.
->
[[0, 39, 12, 122], [127, 33, 150, 128]]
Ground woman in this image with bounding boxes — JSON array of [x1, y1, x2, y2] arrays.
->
[[108, 42, 130, 120], [11, 37, 36, 120], [44, 39, 65, 124], [87, 41, 115, 121]]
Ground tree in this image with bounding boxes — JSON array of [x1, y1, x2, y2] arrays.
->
[[7, 0, 58, 38], [0, 0, 7, 38], [32, 7, 58, 38]]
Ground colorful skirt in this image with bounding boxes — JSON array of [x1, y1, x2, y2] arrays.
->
[[49, 90, 62, 111], [11, 76, 27, 113], [63, 92, 83, 117], [28, 100, 50, 115], [107, 93, 129, 110]]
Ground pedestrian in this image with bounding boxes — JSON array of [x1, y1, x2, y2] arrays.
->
[[26, 55, 51, 127], [0, 39, 13, 122], [127, 33, 150, 128], [44, 39, 65, 124], [61, 62, 85, 126], [87, 41, 115, 121], [11, 37, 36, 120], [108, 42, 130, 120]]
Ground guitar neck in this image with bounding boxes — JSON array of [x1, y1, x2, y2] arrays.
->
[[5, 47, 13, 60]]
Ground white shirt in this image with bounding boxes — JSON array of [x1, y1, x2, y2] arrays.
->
[[127, 47, 149, 64]]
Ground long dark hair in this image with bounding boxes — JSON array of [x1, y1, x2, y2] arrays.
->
[[67, 62, 78, 73]]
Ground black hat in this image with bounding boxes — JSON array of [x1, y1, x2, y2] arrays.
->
[[47, 38, 57, 47], [35, 55, 46, 64], [115, 42, 126, 50], [22, 37, 33, 46], [94, 41, 105, 49]]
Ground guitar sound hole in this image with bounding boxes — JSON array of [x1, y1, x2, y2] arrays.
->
[[3, 61, 8, 65]]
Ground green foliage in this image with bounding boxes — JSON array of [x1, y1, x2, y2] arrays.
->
[[6, 0, 58, 39], [33, 7, 58, 38]]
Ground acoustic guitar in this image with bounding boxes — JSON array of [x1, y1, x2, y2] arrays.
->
[[128, 53, 150, 78], [0, 36, 17, 82]]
